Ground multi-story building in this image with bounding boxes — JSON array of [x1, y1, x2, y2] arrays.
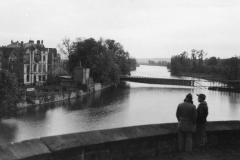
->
[[23, 40, 48, 85], [0, 40, 49, 86], [48, 48, 62, 75]]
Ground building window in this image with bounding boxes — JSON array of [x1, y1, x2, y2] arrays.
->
[[43, 75, 45, 81], [23, 54, 30, 63], [43, 55, 45, 61], [43, 65, 46, 72], [34, 64, 37, 72], [27, 74, 30, 82], [27, 65, 30, 73], [39, 64, 41, 72], [10, 53, 17, 62], [39, 75, 41, 81], [34, 54, 40, 62]]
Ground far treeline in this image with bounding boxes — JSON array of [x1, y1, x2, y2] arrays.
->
[[58, 37, 137, 84], [169, 49, 240, 80], [148, 60, 169, 67]]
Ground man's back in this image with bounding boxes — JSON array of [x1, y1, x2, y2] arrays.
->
[[177, 102, 196, 121], [176, 102, 197, 131]]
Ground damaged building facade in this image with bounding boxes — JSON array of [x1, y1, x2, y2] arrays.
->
[[0, 40, 49, 86]]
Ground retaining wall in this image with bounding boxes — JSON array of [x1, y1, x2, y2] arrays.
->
[[0, 121, 239, 160], [24, 83, 112, 106]]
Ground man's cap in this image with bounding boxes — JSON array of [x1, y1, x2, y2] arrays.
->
[[186, 93, 193, 100], [197, 94, 206, 100]]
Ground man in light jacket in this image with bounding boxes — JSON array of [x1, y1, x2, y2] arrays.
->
[[176, 93, 197, 153]]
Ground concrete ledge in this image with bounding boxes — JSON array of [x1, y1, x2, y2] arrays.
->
[[1, 121, 240, 160], [0, 139, 51, 160], [206, 121, 237, 131]]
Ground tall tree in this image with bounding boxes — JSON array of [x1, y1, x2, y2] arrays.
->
[[222, 57, 240, 80], [191, 49, 197, 71], [0, 69, 20, 112]]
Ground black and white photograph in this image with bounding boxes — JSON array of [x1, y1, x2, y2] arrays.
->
[[0, 0, 240, 159]]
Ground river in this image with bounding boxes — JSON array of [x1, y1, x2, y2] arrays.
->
[[0, 65, 239, 144]]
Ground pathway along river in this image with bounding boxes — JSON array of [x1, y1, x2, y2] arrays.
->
[[0, 65, 240, 144]]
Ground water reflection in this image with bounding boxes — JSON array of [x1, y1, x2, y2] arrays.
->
[[0, 121, 17, 144]]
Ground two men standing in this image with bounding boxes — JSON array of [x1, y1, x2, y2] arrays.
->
[[176, 93, 208, 153]]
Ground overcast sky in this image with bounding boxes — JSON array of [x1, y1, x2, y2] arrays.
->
[[1, 0, 240, 59]]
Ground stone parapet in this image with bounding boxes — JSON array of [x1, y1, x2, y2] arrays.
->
[[0, 121, 239, 160]]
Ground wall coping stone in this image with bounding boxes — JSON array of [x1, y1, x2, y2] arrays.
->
[[206, 121, 239, 132], [0, 139, 51, 160]]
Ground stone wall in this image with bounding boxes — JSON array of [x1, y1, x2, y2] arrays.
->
[[0, 121, 240, 160], [25, 83, 112, 106], [26, 90, 86, 105]]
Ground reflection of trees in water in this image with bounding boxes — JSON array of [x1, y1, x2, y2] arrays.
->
[[227, 92, 240, 105], [3, 101, 65, 121], [0, 121, 17, 144], [3, 86, 128, 119], [0, 86, 130, 141], [82, 86, 131, 124], [70, 86, 129, 110]]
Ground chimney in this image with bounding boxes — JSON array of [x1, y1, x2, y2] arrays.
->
[[21, 41, 23, 47], [41, 40, 43, 45], [37, 40, 40, 45]]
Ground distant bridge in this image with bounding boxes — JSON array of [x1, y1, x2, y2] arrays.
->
[[120, 76, 195, 86]]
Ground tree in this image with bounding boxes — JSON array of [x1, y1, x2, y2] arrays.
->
[[57, 37, 74, 59], [197, 50, 207, 72], [191, 49, 197, 70], [0, 69, 20, 112], [222, 57, 240, 80], [105, 39, 131, 75], [67, 37, 132, 84], [206, 57, 218, 66]]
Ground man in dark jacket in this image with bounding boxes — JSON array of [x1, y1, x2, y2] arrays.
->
[[196, 94, 208, 151], [176, 93, 197, 153]]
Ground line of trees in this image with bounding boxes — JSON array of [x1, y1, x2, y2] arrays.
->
[[170, 49, 240, 80], [58, 37, 137, 84], [148, 60, 169, 66]]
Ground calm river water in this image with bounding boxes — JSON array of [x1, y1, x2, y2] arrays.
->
[[0, 65, 240, 144]]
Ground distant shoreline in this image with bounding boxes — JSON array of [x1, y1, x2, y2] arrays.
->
[[137, 58, 170, 63], [138, 63, 167, 67]]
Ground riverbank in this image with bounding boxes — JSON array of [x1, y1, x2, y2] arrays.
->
[[17, 83, 113, 109]]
